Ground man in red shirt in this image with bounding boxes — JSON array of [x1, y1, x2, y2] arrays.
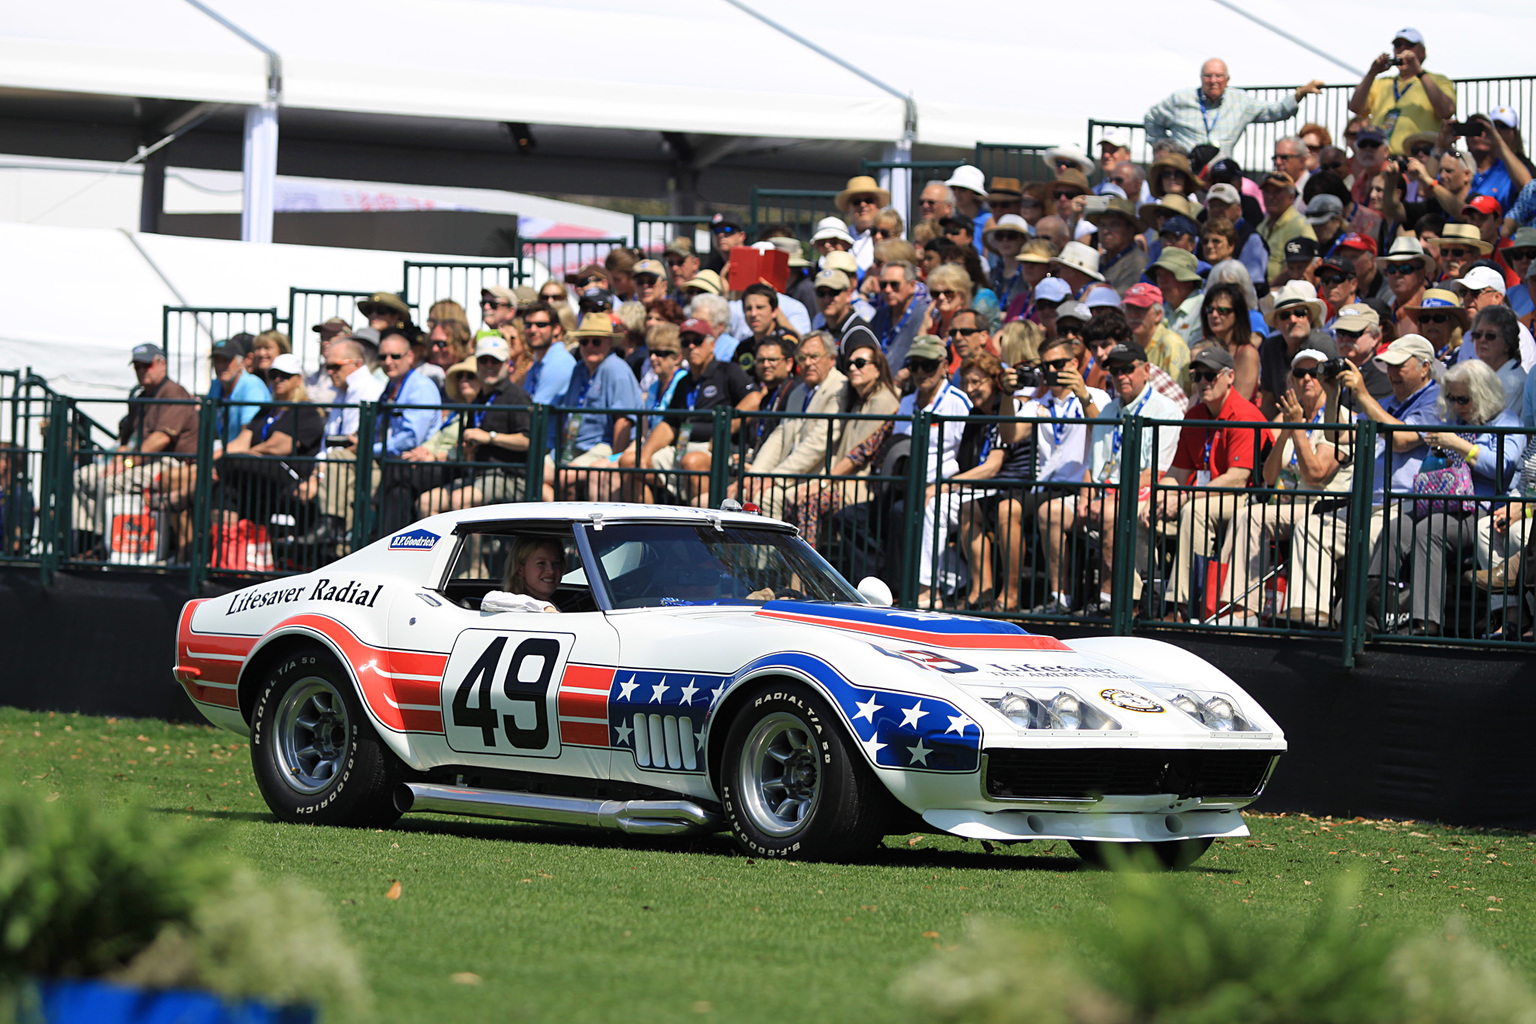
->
[[1154, 347, 1268, 621]]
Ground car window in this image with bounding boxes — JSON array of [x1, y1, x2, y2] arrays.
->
[[586, 522, 862, 609], [441, 527, 591, 610]]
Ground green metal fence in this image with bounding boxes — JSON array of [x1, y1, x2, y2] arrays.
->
[[519, 237, 627, 289], [972, 143, 1053, 188], [860, 159, 965, 238], [748, 188, 841, 245], [10, 390, 1536, 659], [401, 261, 523, 331], [161, 307, 279, 398], [632, 215, 713, 258], [285, 289, 374, 372]]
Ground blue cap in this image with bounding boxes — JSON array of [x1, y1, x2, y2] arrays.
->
[[1161, 214, 1199, 237]]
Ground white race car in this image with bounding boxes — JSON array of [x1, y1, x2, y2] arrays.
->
[[173, 503, 1285, 866]]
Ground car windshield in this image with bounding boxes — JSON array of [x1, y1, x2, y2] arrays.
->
[[587, 522, 864, 609]]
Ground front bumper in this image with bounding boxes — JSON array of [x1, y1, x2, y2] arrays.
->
[[922, 806, 1250, 843]]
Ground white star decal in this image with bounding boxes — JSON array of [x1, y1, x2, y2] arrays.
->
[[860, 734, 886, 760], [907, 739, 932, 766], [649, 679, 670, 704], [708, 683, 727, 708], [678, 679, 700, 705], [616, 675, 638, 701], [613, 720, 633, 747], [854, 695, 883, 723], [900, 701, 928, 728], [694, 726, 707, 751], [945, 713, 973, 735]]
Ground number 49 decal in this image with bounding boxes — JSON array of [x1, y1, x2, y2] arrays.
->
[[440, 629, 572, 757]]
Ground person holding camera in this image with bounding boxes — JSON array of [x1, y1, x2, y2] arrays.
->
[[1349, 29, 1456, 155], [1440, 113, 1533, 214]]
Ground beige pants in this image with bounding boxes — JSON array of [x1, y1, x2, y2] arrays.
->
[[1286, 505, 1389, 626], [1474, 513, 1533, 613], [1165, 491, 1246, 607], [1218, 497, 1317, 615]]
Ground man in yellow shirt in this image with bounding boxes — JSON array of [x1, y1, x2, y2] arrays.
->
[[1349, 27, 1456, 155], [1256, 172, 1316, 288]]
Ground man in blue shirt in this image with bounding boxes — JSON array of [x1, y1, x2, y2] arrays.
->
[[1286, 334, 1442, 628], [549, 314, 643, 501], [208, 338, 270, 445], [519, 301, 577, 406], [371, 328, 446, 534]]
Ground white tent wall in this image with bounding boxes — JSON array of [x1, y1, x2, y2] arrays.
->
[[3, 1, 1532, 152]]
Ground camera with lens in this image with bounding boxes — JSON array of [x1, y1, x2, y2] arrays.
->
[[1011, 363, 1047, 389], [1320, 357, 1352, 380], [1387, 57, 1406, 67], [577, 287, 614, 315]]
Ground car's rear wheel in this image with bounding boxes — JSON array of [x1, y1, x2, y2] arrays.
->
[[250, 643, 402, 827], [720, 682, 889, 860], [1069, 837, 1214, 870]]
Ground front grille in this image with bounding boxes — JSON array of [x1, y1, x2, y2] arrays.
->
[[984, 748, 1279, 801]]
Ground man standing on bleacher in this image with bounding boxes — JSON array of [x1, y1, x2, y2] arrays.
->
[[71, 344, 197, 554]]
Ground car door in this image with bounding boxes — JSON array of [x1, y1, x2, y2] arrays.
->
[[433, 527, 621, 782]]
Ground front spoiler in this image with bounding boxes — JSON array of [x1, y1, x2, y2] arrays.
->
[[922, 807, 1249, 843]]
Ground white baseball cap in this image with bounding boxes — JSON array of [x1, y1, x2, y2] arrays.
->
[[1034, 277, 1072, 304], [1393, 27, 1424, 46], [474, 336, 510, 362], [944, 164, 986, 195], [1099, 127, 1132, 150], [1453, 265, 1508, 296], [269, 353, 303, 377], [1490, 105, 1520, 130]]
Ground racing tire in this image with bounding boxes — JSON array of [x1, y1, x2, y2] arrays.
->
[[250, 643, 403, 828], [719, 682, 890, 861], [1068, 837, 1214, 871]]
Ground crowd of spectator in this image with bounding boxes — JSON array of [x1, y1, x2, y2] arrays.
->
[[16, 25, 1536, 640]]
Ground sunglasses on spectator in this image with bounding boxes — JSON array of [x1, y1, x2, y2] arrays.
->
[[1206, 305, 1235, 316], [1419, 313, 1451, 324], [475, 355, 500, 364], [524, 318, 553, 328], [1318, 273, 1350, 286], [1382, 263, 1421, 275], [1190, 369, 1222, 383], [1291, 366, 1322, 379], [665, 257, 686, 267], [1043, 357, 1073, 370], [1439, 246, 1474, 259], [1506, 249, 1536, 262], [1276, 307, 1311, 320], [905, 357, 942, 373], [713, 225, 741, 236], [1272, 153, 1302, 164], [849, 195, 880, 207], [579, 337, 607, 347], [1060, 322, 1085, 336], [481, 299, 511, 308], [948, 327, 982, 338], [634, 274, 660, 286], [815, 288, 842, 299], [1357, 139, 1384, 149], [873, 229, 894, 239], [1411, 146, 1435, 158], [651, 349, 680, 359], [430, 339, 452, 349], [846, 357, 875, 370], [380, 351, 409, 361], [878, 279, 905, 290], [324, 362, 350, 371], [1106, 362, 1139, 376], [1446, 393, 1472, 405], [993, 232, 1024, 243], [680, 335, 708, 347], [932, 289, 961, 300], [1052, 190, 1078, 201], [1470, 330, 1503, 341]]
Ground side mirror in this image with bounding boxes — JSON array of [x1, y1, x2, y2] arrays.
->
[[857, 576, 893, 606]]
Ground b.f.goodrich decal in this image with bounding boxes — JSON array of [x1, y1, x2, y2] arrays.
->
[[389, 528, 439, 551]]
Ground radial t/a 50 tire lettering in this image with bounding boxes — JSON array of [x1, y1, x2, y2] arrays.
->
[[249, 643, 402, 827], [719, 682, 890, 861]]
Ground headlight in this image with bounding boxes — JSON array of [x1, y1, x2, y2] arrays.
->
[[987, 690, 1120, 731], [1163, 690, 1253, 731]]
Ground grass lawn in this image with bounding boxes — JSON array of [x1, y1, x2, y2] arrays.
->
[[5, 705, 1535, 1023]]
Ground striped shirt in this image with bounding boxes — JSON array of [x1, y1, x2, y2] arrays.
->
[[1142, 86, 1299, 161]]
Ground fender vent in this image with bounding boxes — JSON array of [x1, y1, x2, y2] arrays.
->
[[627, 714, 699, 771], [984, 749, 1280, 801]]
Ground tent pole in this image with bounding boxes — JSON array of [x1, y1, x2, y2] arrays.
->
[[241, 102, 278, 243]]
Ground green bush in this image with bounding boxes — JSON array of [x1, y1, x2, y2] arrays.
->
[[0, 785, 365, 1016], [896, 872, 1536, 1024]]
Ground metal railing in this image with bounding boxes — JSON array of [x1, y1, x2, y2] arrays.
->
[[284, 288, 374, 371], [401, 261, 523, 330], [860, 159, 964, 238], [632, 216, 713, 258], [972, 143, 1053, 188], [161, 307, 279, 398], [519, 237, 627, 289], [749, 188, 841, 244]]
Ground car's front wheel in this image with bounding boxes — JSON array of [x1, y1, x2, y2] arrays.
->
[[1069, 837, 1214, 870], [250, 643, 402, 827], [719, 682, 889, 860]]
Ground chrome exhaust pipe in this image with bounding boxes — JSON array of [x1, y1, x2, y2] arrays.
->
[[395, 782, 721, 836]]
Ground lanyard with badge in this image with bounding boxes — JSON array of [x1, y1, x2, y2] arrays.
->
[[882, 302, 915, 352], [675, 378, 702, 451], [377, 368, 415, 444], [255, 409, 284, 445], [1197, 92, 1219, 143], [1382, 75, 1418, 140], [1099, 387, 1153, 483], [563, 371, 601, 461]]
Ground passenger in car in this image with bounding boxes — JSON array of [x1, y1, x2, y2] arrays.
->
[[482, 536, 565, 614]]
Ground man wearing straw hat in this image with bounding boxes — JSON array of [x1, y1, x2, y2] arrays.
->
[[1087, 197, 1150, 297], [1143, 57, 1324, 161], [835, 175, 891, 272]]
